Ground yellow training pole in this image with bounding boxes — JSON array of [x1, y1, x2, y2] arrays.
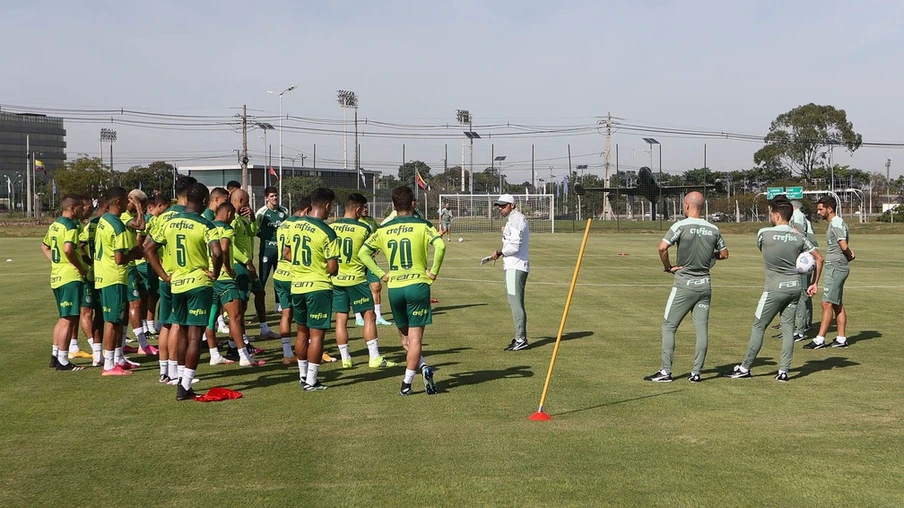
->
[[529, 219, 593, 421]]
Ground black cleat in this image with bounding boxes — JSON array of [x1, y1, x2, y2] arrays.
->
[[829, 339, 849, 348], [303, 381, 327, 392], [224, 347, 239, 360], [503, 339, 529, 351], [802, 341, 828, 350], [775, 372, 789, 382], [399, 382, 413, 396], [793, 333, 807, 342], [643, 370, 673, 383], [49, 355, 59, 368], [723, 365, 752, 379], [159, 374, 172, 384], [55, 362, 86, 372], [421, 365, 437, 394], [176, 384, 197, 401], [688, 373, 701, 383]]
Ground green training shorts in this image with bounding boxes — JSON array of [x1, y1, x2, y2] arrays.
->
[[99, 283, 128, 323], [388, 283, 432, 329], [172, 286, 214, 327], [332, 283, 374, 314], [53, 281, 83, 318], [292, 290, 333, 330]]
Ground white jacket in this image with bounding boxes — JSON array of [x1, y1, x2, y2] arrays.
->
[[501, 209, 530, 273]]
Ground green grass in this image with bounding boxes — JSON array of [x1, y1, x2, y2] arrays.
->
[[1, 230, 902, 507]]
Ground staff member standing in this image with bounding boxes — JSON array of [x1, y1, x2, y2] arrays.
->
[[488, 194, 531, 351]]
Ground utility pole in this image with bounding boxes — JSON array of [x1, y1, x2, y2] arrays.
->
[[241, 105, 249, 191], [887, 158, 893, 223], [602, 112, 614, 220], [25, 135, 32, 218]]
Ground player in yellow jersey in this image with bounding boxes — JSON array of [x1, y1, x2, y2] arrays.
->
[[287, 188, 339, 391], [356, 207, 393, 326], [274, 196, 307, 365], [65, 195, 96, 361], [139, 195, 170, 337], [95, 187, 145, 376], [121, 189, 156, 356], [146, 183, 222, 400], [331, 193, 397, 369], [230, 189, 277, 341], [360, 186, 446, 395], [42, 195, 88, 371], [203, 187, 231, 335], [77, 196, 106, 365]]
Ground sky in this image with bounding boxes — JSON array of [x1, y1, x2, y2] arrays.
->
[[2, 0, 902, 184]]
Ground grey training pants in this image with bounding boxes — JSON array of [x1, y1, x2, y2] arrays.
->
[[505, 269, 528, 341], [661, 287, 711, 375], [743, 290, 799, 373]]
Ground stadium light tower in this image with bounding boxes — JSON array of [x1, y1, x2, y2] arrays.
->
[[643, 137, 662, 227], [338, 90, 359, 173], [458, 109, 479, 193], [267, 85, 296, 205], [495, 155, 507, 193], [256, 122, 274, 186]]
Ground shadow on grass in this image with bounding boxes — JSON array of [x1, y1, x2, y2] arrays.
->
[[531, 331, 595, 349], [848, 330, 882, 345], [436, 365, 534, 391], [791, 356, 860, 379], [552, 389, 684, 417], [703, 358, 777, 380], [323, 361, 461, 389], [432, 303, 488, 315]]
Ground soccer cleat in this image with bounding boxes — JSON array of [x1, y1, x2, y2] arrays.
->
[[375, 317, 393, 326], [248, 345, 265, 355], [167, 377, 180, 386], [56, 362, 86, 372], [176, 385, 198, 401], [224, 347, 239, 360], [399, 382, 413, 396], [829, 339, 849, 348], [69, 350, 93, 360], [723, 365, 751, 379], [120, 358, 141, 370], [688, 372, 701, 383], [159, 374, 172, 384], [138, 345, 159, 356], [92, 359, 104, 368], [217, 324, 231, 335], [209, 356, 235, 366], [430, 299, 439, 304], [368, 356, 398, 368], [321, 352, 338, 363], [260, 330, 280, 340], [102, 365, 133, 376], [281, 355, 298, 366], [775, 372, 789, 382], [503, 339, 529, 351], [239, 357, 266, 367], [303, 381, 327, 392], [643, 370, 673, 383], [793, 333, 807, 342], [802, 341, 828, 350], [421, 365, 437, 395], [355, 317, 365, 327], [122, 345, 139, 354], [49, 355, 59, 368], [341, 359, 354, 369]]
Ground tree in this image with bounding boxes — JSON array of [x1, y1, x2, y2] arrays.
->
[[120, 161, 176, 195], [397, 161, 432, 188], [54, 157, 113, 198], [281, 176, 325, 205], [754, 103, 862, 182]]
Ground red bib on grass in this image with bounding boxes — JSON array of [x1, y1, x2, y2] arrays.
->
[[195, 387, 243, 402]]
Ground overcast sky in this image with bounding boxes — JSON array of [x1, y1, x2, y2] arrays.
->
[[2, 0, 902, 183]]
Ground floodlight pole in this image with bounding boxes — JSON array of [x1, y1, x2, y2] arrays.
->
[[268, 85, 296, 205], [495, 155, 507, 194], [643, 138, 661, 226]]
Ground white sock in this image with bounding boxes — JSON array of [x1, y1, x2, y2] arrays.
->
[[739, 365, 749, 373], [374, 304, 383, 320], [121, 330, 128, 345], [114, 347, 124, 365], [134, 328, 150, 348], [177, 365, 185, 379], [103, 350, 115, 370], [69, 340, 80, 354], [52, 344, 59, 357], [209, 347, 223, 361], [57, 350, 70, 366], [238, 347, 251, 362], [836, 336, 847, 344], [814, 335, 825, 345], [338, 344, 351, 362], [168, 360, 178, 379], [260, 323, 271, 335], [147, 320, 157, 332], [181, 368, 195, 390], [159, 360, 168, 376], [404, 369, 416, 384], [281, 337, 293, 357], [217, 315, 227, 329], [87, 337, 94, 346], [354, 312, 363, 321], [417, 356, 426, 370], [305, 363, 320, 386], [91, 342, 103, 363], [366, 339, 380, 359], [297, 359, 308, 381]]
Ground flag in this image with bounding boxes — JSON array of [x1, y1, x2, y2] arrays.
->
[[359, 168, 367, 186], [415, 170, 429, 190], [269, 166, 278, 179], [35, 160, 46, 174], [52, 179, 57, 195]]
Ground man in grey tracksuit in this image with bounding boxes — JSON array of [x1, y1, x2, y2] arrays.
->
[[488, 194, 531, 351], [790, 200, 817, 340]]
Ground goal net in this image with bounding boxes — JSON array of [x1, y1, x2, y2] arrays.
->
[[437, 194, 555, 234]]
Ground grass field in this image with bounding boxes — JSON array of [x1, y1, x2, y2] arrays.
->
[[1, 228, 902, 507]]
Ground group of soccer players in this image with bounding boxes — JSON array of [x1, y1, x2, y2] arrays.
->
[[44, 175, 447, 400]]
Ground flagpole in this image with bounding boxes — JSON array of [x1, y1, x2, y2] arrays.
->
[[26, 135, 32, 218]]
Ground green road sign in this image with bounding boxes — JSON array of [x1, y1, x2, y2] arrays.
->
[[786, 186, 803, 199], [767, 187, 784, 200]]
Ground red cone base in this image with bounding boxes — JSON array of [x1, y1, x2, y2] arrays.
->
[[529, 411, 552, 421]]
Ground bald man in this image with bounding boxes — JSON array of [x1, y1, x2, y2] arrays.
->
[[645, 191, 729, 383]]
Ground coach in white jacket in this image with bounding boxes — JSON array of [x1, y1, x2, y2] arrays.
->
[[488, 194, 531, 351]]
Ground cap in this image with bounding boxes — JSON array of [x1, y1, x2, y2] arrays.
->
[[495, 194, 515, 206]]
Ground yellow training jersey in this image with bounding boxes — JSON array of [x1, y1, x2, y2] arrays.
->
[[79, 215, 101, 283], [152, 211, 217, 294], [230, 215, 254, 265], [94, 212, 130, 289], [119, 210, 142, 268], [288, 216, 340, 294], [273, 216, 299, 283], [43, 216, 83, 289], [360, 216, 446, 289], [156, 204, 185, 275], [213, 220, 235, 281], [330, 218, 373, 287]]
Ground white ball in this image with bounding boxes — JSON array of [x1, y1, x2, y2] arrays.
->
[[796, 252, 816, 274], [458, 237, 464, 243], [5, 259, 11, 262]]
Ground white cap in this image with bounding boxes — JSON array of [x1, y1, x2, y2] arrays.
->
[[495, 194, 515, 206]]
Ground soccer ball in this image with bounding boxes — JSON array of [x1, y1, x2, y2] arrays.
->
[[796, 252, 816, 274], [458, 237, 464, 243]]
